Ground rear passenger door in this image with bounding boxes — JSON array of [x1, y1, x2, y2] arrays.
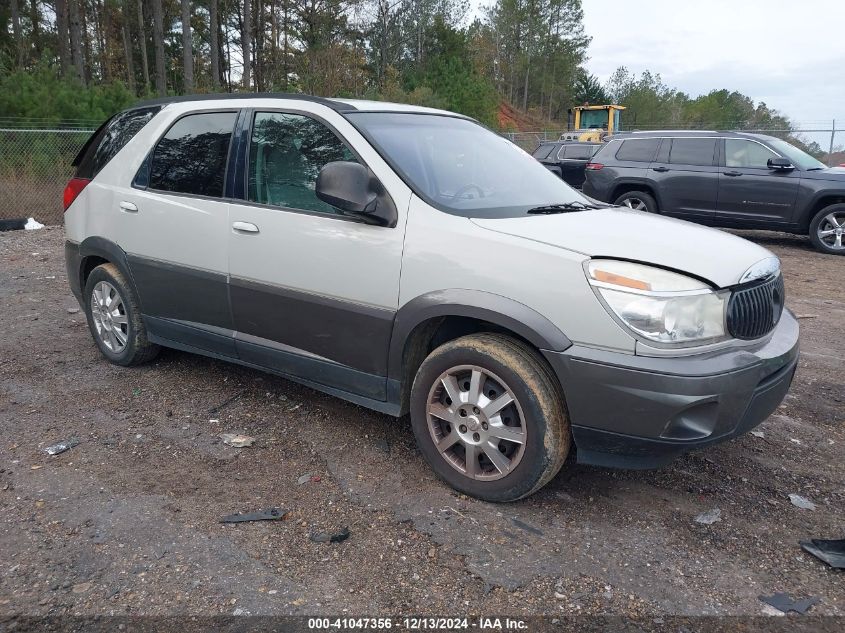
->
[[559, 144, 596, 188], [116, 110, 238, 355], [649, 137, 718, 220], [227, 109, 409, 400]]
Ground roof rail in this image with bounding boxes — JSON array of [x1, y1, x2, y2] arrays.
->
[[131, 92, 351, 112]]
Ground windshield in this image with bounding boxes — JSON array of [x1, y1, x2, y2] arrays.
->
[[345, 112, 590, 218], [767, 138, 826, 170]]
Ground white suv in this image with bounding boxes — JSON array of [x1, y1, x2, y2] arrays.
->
[[64, 95, 799, 501]]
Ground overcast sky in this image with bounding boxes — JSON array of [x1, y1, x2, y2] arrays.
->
[[476, 0, 845, 146]]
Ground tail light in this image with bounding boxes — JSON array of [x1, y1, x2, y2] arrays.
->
[[585, 163, 604, 170], [63, 177, 91, 211]]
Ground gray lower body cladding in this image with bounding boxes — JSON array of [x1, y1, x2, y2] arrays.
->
[[544, 310, 800, 468]]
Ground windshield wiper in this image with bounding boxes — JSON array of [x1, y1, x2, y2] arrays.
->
[[527, 201, 600, 214]]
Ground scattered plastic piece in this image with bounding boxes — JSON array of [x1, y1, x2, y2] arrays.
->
[[800, 538, 845, 569], [759, 592, 819, 614], [309, 527, 350, 543], [297, 474, 312, 485], [789, 494, 816, 510], [25, 218, 45, 230], [511, 518, 544, 536], [794, 314, 819, 319], [220, 508, 287, 523], [0, 219, 27, 232], [695, 508, 722, 525], [750, 430, 765, 438], [44, 438, 80, 456], [220, 433, 255, 448], [310, 475, 321, 483]]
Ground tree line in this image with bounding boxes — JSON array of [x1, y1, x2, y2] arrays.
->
[[0, 0, 817, 151]]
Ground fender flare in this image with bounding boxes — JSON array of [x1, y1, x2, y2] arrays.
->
[[611, 179, 662, 209], [386, 289, 572, 381], [78, 236, 141, 307], [802, 191, 845, 228]]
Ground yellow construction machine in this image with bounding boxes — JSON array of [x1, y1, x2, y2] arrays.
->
[[561, 104, 626, 143]]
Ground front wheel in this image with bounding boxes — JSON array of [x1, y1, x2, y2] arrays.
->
[[809, 204, 845, 255], [614, 190, 658, 213], [410, 334, 571, 502]]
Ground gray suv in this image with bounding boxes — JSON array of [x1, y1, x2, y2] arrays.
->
[[582, 131, 845, 254]]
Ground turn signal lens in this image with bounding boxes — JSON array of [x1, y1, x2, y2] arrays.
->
[[63, 177, 91, 211]]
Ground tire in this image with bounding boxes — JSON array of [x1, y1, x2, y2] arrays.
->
[[808, 203, 845, 255], [410, 333, 571, 502], [83, 263, 160, 366], [614, 190, 658, 213]]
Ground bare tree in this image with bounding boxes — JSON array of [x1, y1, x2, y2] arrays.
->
[[181, 0, 194, 92], [209, 0, 220, 90], [10, 0, 24, 66], [137, 0, 150, 92], [68, 0, 86, 85], [29, 0, 42, 60], [241, 0, 251, 89], [151, 0, 167, 96], [55, 0, 71, 75], [121, 0, 136, 94]]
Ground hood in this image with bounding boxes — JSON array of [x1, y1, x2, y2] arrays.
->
[[801, 166, 845, 182], [471, 208, 774, 288]]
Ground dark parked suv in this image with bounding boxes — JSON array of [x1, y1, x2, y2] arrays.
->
[[532, 141, 601, 189], [582, 131, 845, 254]]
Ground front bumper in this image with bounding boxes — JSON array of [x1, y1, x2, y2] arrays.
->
[[543, 310, 799, 469]]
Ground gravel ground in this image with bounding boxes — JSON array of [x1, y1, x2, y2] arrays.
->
[[0, 227, 843, 619]]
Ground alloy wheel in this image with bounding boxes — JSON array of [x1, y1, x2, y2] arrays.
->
[[90, 281, 128, 353], [622, 197, 648, 211], [425, 365, 526, 481], [817, 212, 845, 250]]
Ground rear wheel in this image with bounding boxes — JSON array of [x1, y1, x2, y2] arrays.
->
[[809, 203, 845, 255], [410, 333, 571, 502], [614, 190, 658, 213], [84, 263, 160, 366]]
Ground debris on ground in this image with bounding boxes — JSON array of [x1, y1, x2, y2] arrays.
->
[[209, 390, 246, 414], [25, 218, 45, 230], [0, 218, 27, 231], [309, 526, 351, 543], [758, 592, 820, 614], [800, 538, 845, 569], [694, 508, 722, 525], [220, 433, 255, 448], [310, 475, 321, 483], [789, 494, 816, 510], [44, 438, 80, 456], [511, 518, 544, 536], [795, 314, 819, 319], [220, 508, 288, 523], [66, 307, 79, 314], [297, 473, 312, 485], [750, 430, 765, 438]]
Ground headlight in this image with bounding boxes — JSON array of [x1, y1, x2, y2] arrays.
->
[[586, 260, 729, 347]]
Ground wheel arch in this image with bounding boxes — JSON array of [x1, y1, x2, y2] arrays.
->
[[78, 237, 141, 308], [388, 290, 571, 415], [802, 193, 845, 231], [610, 181, 661, 210]]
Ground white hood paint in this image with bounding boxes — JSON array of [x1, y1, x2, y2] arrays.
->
[[471, 208, 774, 288]]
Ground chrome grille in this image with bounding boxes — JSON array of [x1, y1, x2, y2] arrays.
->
[[727, 274, 785, 340]]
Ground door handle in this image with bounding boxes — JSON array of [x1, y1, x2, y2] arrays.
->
[[723, 171, 742, 177], [652, 166, 670, 172], [232, 221, 260, 233], [119, 201, 138, 213]]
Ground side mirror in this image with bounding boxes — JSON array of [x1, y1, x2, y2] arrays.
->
[[316, 161, 397, 227], [767, 157, 794, 170]]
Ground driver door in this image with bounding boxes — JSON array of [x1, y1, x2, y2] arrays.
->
[[227, 110, 409, 398]]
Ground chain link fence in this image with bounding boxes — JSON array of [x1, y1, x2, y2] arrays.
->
[[0, 126, 95, 225]]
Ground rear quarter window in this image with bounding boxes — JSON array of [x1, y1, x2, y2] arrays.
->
[[532, 144, 555, 159], [563, 144, 597, 160], [614, 138, 660, 162], [74, 106, 161, 178]]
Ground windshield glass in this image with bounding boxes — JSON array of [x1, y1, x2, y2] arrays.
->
[[767, 138, 826, 170], [345, 112, 590, 218]]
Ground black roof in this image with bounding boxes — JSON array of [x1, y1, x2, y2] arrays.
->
[[610, 130, 777, 141], [131, 92, 353, 112]]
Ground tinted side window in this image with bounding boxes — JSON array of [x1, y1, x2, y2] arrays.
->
[[725, 139, 778, 168], [532, 144, 554, 159], [75, 106, 161, 178], [149, 111, 237, 197], [668, 138, 717, 166], [563, 144, 595, 160], [248, 112, 357, 215], [615, 138, 660, 162]]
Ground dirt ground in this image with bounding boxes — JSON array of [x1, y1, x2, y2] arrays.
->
[[1, 227, 843, 619]]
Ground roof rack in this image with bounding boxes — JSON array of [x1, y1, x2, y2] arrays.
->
[[131, 92, 351, 112]]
